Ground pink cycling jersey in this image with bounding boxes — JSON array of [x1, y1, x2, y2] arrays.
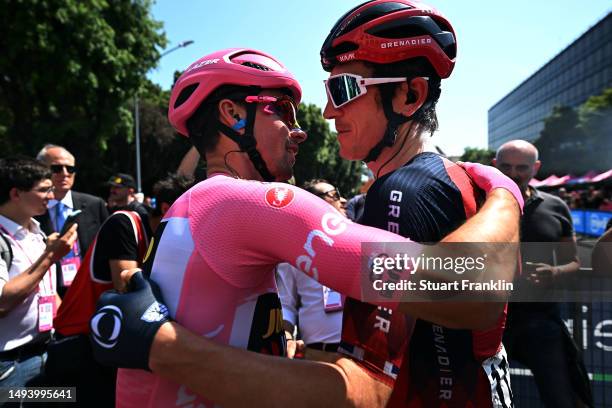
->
[[115, 174, 412, 407], [115, 165, 520, 407]]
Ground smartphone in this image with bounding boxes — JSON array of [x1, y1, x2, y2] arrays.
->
[[60, 210, 82, 235]]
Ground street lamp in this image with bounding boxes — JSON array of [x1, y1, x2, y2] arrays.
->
[[134, 40, 194, 194]]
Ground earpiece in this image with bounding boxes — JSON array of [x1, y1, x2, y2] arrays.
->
[[231, 116, 246, 131]]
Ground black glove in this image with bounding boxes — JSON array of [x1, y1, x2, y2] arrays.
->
[[89, 271, 171, 370]]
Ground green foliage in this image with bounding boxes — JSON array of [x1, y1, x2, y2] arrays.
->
[[533, 88, 612, 176], [459, 147, 494, 165], [293, 103, 362, 195], [0, 0, 167, 195]]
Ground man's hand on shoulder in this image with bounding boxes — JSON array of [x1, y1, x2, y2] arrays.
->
[[459, 162, 524, 212], [90, 270, 171, 370]]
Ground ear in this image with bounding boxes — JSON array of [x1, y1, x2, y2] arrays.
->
[[533, 160, 542, 175], [218, 99, 247, 133], [492, 158, 497, 167], [393, 77, 429, 118], [9, 187, 20, 202]]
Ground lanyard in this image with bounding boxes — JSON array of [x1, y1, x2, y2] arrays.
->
[[0, 223, 53, 294]]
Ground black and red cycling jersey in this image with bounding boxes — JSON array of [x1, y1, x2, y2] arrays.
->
[[339, 152, 513, 408]]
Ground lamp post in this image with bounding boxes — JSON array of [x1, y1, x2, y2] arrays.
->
[[134, 40, 194, 194]]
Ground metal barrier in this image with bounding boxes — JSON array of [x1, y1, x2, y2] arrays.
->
[[509, 267, 612, 407]]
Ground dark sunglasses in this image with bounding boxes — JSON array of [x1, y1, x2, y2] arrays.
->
[[324, 73, 428, 109], [245, 95, 300, 129], [50, 164, 76, 174], [316, 187, 341, 202]]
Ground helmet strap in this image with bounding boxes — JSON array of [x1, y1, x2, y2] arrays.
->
[[362, 97, 410, 163], [216, 103, 275, 182]]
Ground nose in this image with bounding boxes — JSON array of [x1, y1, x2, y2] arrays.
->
[[323, 99, 340, 120], [289, 128, 307, 144]]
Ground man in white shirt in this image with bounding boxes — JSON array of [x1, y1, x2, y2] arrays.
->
[[0, 157, 76, 388], [277, 180, 346, 356]]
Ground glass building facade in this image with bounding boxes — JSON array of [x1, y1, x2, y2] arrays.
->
[[488, 13, 612, 150]]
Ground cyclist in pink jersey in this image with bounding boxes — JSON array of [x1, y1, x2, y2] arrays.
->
[[91, 47, 522, 407]]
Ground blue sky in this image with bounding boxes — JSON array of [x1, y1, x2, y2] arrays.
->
[[148, 1, 611, 156]]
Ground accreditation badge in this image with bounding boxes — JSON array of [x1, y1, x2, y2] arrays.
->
[[323, 286, 343, 313], [60, 256, 81, 287], [38, 295, 56, 332]]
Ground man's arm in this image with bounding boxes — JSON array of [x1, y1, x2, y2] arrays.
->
[[397, 188, 520, 329], [150, 321, 392, 408], [110, 260, 139, 292], [0, 224, 77, 315]]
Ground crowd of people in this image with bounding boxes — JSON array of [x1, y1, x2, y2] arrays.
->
[[0, 1, 609, 407], [550, 185, 612, 211]]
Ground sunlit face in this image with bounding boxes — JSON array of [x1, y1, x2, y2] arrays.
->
[[312, 182, 346, 216], [45, 147, 75, 196], [253, 90, 307, 182], [19, 179, 54, 217], [323, 62, 388, 161]]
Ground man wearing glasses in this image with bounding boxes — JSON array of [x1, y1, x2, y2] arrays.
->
[[307, 179, 347, 215], [36, 144, 108, 292], [0, 157, 76, 389]]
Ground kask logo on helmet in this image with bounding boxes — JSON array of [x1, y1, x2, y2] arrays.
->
[[338, 53, 356, 63], [265, 187, 295, 209], [90, 305, 123, 349]]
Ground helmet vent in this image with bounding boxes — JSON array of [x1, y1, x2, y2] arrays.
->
[[174, 83, 199, 109], [241, 61, 272, 71], [334, 2, 412, 37]]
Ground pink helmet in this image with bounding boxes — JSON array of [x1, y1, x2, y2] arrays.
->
[[169, 48, 302, 136]]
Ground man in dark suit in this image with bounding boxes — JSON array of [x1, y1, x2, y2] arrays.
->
[[36, 144, 108, 292]]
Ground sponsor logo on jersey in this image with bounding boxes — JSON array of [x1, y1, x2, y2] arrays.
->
[[265, 186, 295, 209], [90, 305, 123, 349], [247, 293, 286, 356], [296, 212, 349, 281]]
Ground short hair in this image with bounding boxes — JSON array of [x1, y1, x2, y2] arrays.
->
[[185, 85, 293, 156], [151, 173, 195, 216], [36, 144, 73, 163], [367, 57, 442, 136], [186, 85, 253, 155], [302, 178, 332, 195], [0, 157, 52, 205]]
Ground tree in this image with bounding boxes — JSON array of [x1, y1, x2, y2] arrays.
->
[[579, 87, 612, 171], [459, 147, 494, 165], [534, 105, 587, 176], [0, 0, 167, 194], [293, 103, 362, 195]]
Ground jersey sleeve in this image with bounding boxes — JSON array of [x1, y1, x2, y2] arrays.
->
[[93, 213, 139, 281], [188, 178, 417, 307]]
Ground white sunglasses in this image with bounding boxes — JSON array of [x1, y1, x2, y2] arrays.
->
[[324, 73, 428, 108]]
